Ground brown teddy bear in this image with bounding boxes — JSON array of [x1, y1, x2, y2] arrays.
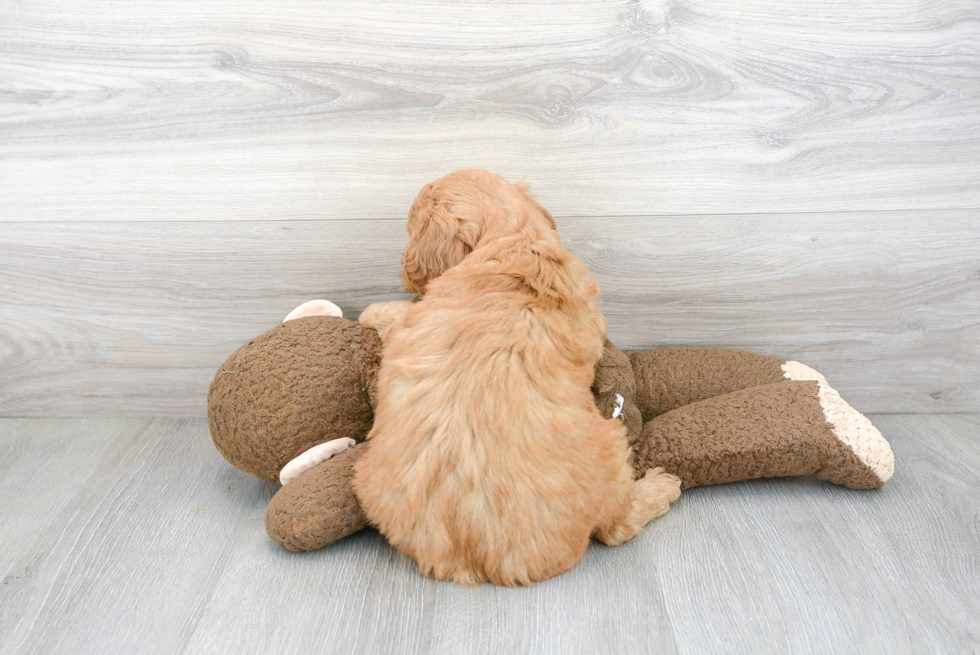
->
[[208, 307, 894, 553]]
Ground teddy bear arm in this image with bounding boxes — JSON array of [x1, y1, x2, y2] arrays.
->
[[591, 340, 643, 443], [351, 324, 384, 411], [265, 442, 371, 552]]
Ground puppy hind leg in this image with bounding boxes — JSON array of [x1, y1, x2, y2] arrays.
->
[[594, 466, 681, 547]]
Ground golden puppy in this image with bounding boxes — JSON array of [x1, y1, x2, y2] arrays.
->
[[354, 170, 681, 586]]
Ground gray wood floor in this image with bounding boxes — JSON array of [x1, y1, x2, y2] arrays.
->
[[1, 415, 978, 654]]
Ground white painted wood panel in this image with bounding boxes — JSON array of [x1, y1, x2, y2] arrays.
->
[[1, 0, 978, 221], [1, 212, 977, 416]]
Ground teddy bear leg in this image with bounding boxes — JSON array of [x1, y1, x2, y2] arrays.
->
[[626, 347, 790, 421], [626, 347, 846, 422], [593, 467, 682, 547], [631, 379, 894, 490]]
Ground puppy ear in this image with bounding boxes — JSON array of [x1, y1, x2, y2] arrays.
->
[[516, 179, 557, 230], [402, 184, 479, 294], [529, 198, 557, 230]]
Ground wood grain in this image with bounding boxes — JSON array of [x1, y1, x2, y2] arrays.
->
[[1, 0, 978, 221], [0, 418, 277, 654], [2, 415, 978, 653], [824, 414, 980, 652], [2, 211, 977, 416], [654, 414, 980, 654], [0, 418, 130, 607]]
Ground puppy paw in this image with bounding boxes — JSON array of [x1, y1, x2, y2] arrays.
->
[[596, 466, 682, 547], [641, 467, 682, 506], [358, 301, 413, 343]]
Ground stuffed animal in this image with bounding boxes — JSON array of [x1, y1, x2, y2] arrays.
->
[[207, 305, 894, 553]]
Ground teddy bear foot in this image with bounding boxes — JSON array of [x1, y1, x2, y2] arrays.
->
[[782, 361, 894, 486], [812, 382, 895, 487], [280, 437, 356, 485], [633, 378, 894, 490]]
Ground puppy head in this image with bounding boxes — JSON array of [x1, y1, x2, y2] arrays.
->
[[402, 169, 556, 294]]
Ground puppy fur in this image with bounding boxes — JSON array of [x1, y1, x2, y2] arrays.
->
[[354, 170, 681, 586]]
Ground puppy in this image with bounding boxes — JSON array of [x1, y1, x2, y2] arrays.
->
[[354, 170, 680, 586]]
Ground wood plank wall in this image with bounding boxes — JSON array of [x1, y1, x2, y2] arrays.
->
[[1, 0, 978, 415]]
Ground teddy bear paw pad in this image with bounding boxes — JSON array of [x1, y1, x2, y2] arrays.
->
[[279, 437, 356, 485]]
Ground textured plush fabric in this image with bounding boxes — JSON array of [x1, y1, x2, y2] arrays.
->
[[265, 340, 646, 553], [812, 382, 894, 485], [627, 347, 788, 422], [631, 380, 884, 490], [208, 316, 382, 482], [208, 318, 890, 552], [591, 340, 643, 444], [265, 442, 370, 551]]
